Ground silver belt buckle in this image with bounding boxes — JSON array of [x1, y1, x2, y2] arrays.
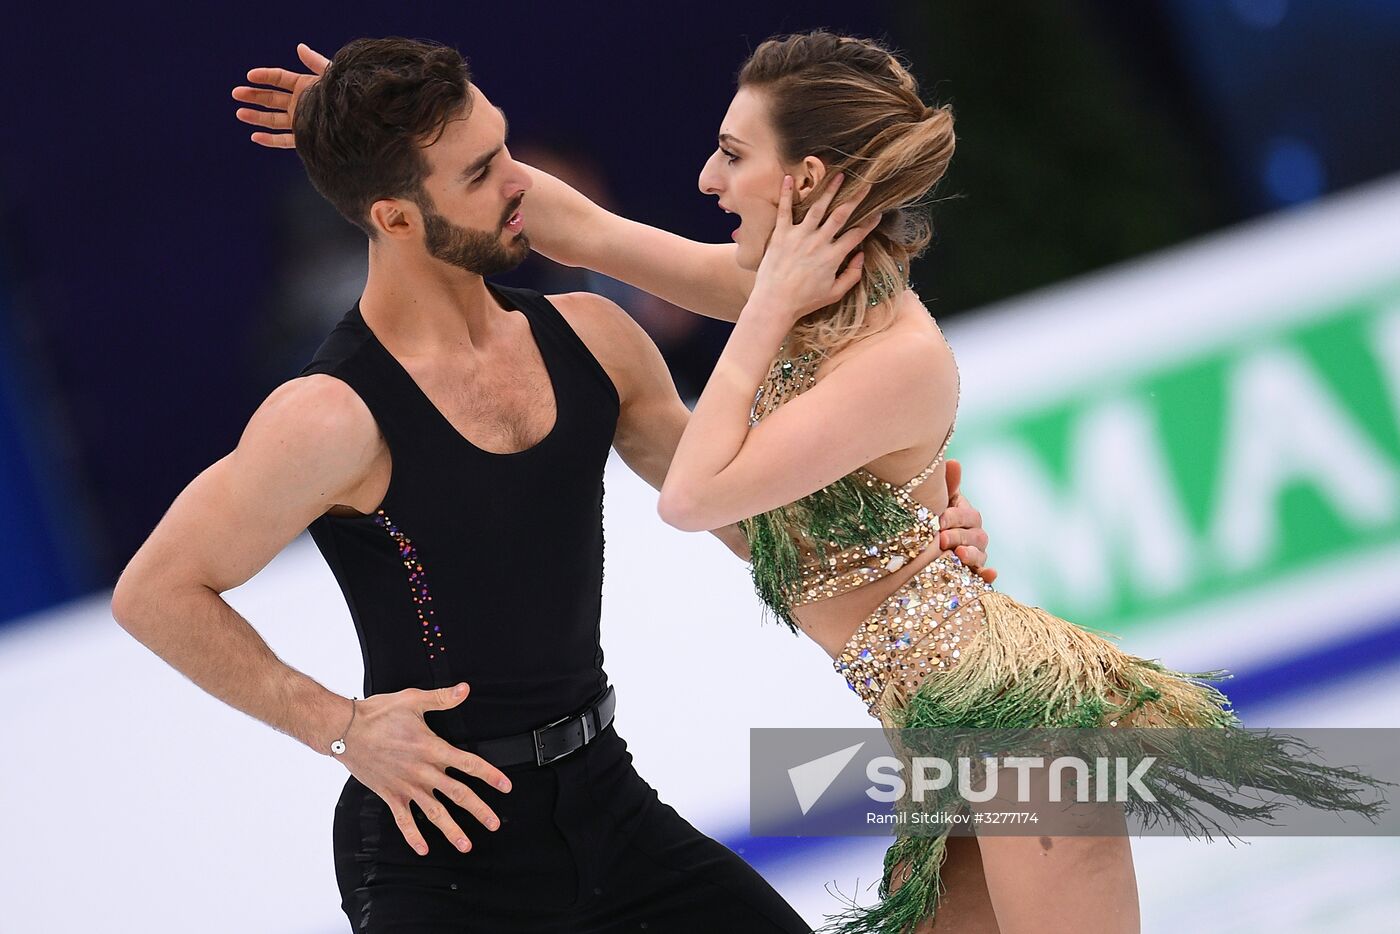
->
[[533, 693, 605, 766], [534, 711, 593, 766]]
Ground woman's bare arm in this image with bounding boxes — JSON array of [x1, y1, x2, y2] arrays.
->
[[521, 165, 754, 321], [233, 44, 753, 321]]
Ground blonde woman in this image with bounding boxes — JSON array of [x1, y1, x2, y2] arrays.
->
[[237, 31, 1388, 934]]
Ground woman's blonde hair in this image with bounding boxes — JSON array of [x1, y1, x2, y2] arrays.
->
[[738, 31, 955, 359]]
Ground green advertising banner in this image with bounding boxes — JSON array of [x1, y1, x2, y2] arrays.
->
[[946, 175, 1400, 663]]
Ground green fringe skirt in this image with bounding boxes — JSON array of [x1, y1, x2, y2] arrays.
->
[[819, 582, 1393, 934]]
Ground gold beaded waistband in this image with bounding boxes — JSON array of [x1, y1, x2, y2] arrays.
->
[[833, 551, 995, 717]]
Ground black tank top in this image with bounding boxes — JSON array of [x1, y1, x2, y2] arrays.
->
[[299, 283, 620, 742]]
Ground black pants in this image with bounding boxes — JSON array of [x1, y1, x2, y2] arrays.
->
[[333, 721, 812, 932]]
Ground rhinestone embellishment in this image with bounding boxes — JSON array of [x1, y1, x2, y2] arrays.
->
[[833, 552, 995, 717], [866, 261, 909, 307], [373, 510, 445, 662], [745, 323, 963, 617]]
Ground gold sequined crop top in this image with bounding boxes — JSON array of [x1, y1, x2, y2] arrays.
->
[[738, 340, 959, 633]]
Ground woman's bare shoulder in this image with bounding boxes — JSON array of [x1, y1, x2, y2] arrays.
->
[[819, 291, 955, 388]]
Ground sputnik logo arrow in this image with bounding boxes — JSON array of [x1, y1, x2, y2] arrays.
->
[[788, 742, 866, 815]]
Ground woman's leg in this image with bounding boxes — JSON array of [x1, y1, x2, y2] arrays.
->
[[857, 556, 1136, 932], [888, 834, 1002, 932], [977, 835, 1139, 933], [972, 762, 1140, 934]]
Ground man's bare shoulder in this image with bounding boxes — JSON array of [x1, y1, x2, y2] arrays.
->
[[548, 290, 653, 347], [238, 374, 383, 463], [547, 291, 660, 389]]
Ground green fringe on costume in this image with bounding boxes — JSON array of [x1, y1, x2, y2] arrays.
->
[[739, 477, 917, 635], [817, 591, 1395, 934]]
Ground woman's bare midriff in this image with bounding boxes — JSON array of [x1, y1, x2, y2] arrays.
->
[[791, 456, 954, 658]]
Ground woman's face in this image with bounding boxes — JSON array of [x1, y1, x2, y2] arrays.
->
[[698, 87, 813, 271]]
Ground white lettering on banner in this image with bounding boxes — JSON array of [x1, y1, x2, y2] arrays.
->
[[1375, 305, 1400, 437], [1072, 399, 1195, 596], [961, 442, 1115, 611], [1212, 347, 1400, 573]]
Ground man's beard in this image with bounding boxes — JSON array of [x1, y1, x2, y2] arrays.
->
[[418, 195, 530, 276]]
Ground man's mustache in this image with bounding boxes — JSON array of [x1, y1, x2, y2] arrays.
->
[[501, 196, 524, 229]]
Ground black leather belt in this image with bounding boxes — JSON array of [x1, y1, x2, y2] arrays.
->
[[467, 685, 616, 767]]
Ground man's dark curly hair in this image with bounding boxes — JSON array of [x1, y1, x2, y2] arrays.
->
[[294, 37, 473, 238]]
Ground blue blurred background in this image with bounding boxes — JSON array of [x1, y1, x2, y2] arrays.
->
[[2, 2, 1398, 931], [4, 0, 1397, 617]]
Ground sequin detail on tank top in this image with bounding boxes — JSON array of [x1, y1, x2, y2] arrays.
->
[[373, 510, 445, 661]]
